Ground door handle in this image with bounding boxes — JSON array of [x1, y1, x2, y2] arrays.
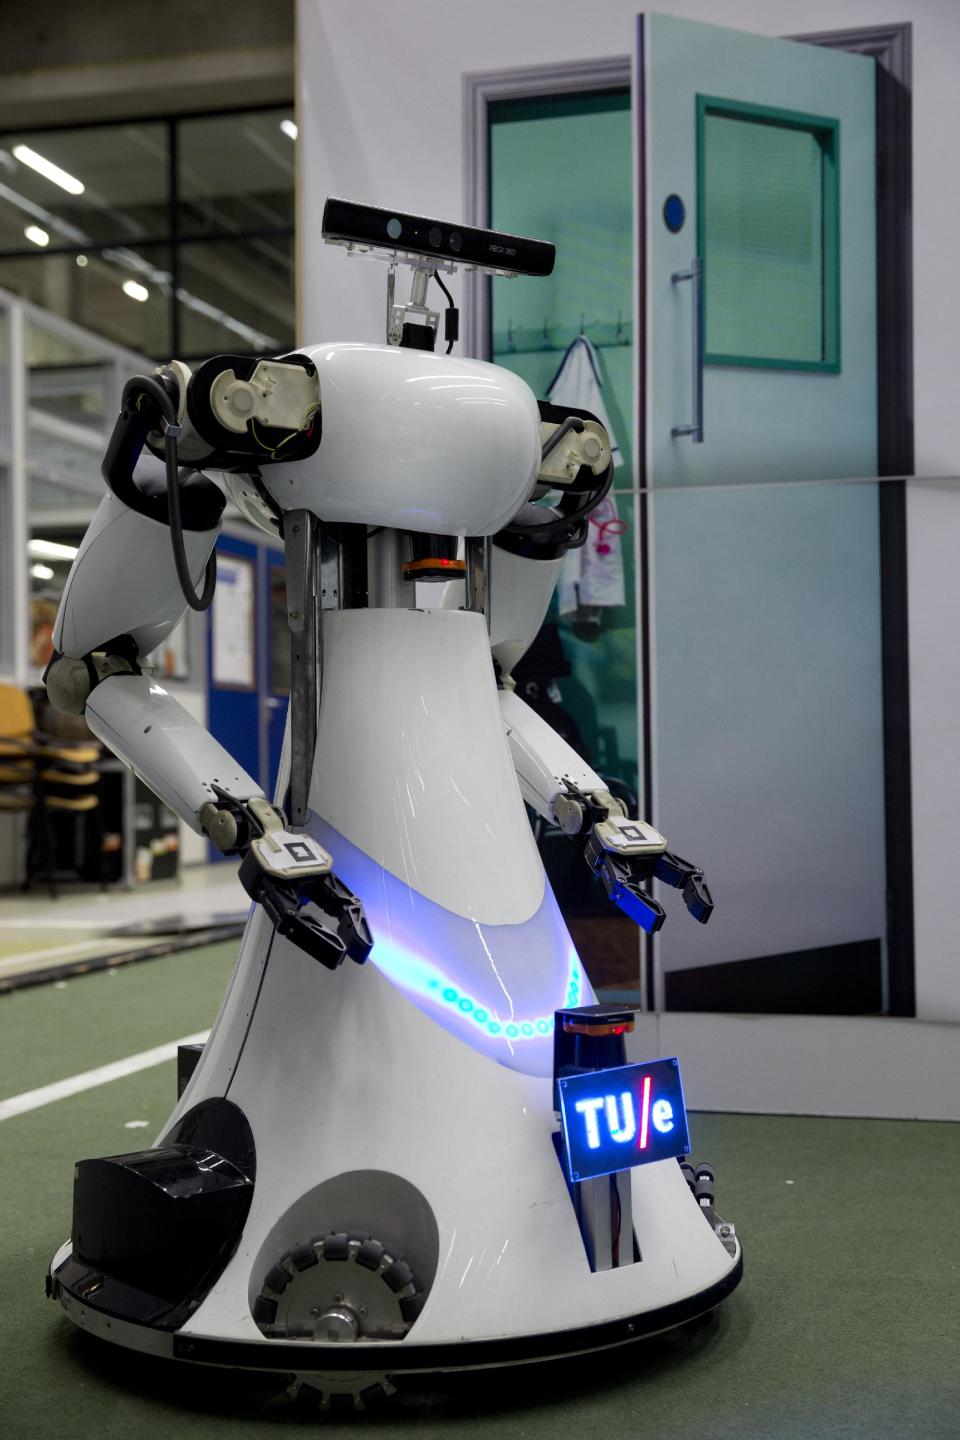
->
[[670, 256, 704, 444]]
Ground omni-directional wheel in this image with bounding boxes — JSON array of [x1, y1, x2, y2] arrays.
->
[[285, 1371, 399, 1414], [253, 1230, 425, 1410]]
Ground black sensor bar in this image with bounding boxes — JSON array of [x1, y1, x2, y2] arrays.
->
[[322, 198, 555, 277]]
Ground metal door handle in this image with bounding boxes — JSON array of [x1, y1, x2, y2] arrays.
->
[[671, 256, 703, 444]]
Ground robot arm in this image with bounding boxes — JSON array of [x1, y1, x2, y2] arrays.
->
[[490, 404, 713, 936], [45, 358, 370, 971], [501, 688, 713, 935]]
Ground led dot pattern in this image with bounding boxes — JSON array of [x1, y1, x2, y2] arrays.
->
[[424, 956, 583, 1040]]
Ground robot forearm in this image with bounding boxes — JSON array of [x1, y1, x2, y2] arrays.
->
[[84, 674, 263, 839], [84, 673, 370, 967], [499, 689, 611, 827], [500, 690, 713, 934]]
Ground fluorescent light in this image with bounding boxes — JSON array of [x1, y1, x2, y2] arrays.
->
[[122, 278, 149, 303], [280, 119, 298, 141], [30, 563, 54, 581], [12, 143, 85, 196], [28, 538, 78, 561], [24, 224, 49, 247]]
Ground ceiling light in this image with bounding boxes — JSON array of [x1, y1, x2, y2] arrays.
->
[[280, 119, 298, 141], [12, 143, 85, 195], [122, 278, 149, 303], [76, 254, 88, 267], [28, 538, 78, 561], [30, 562, 54, 581], [24, 224, 49, 247]]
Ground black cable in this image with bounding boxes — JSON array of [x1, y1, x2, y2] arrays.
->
[[121, 374, 216, 612], [503, 461, 615, 544], [433, 270, 456, 354]]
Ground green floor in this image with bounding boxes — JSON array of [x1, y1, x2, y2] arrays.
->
[[1, 942, 958, 1438]]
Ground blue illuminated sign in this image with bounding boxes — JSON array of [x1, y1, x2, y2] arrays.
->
[[557, 1057, 690, 1183]]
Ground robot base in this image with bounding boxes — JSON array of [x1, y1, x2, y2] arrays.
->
[[48, 610, 742, 1401], [51, 1251, 742, 1385], [48, 932, 742, 1401]]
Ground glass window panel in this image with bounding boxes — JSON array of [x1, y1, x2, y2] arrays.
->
[[490, 90, 641, 1002], [26, 323, 112, 502], [177, 236, 294, 357], [0, 123, 169, 252], [700, 104, 838, 368], [28, 521, 88, 671], [0, 246, 172, 357], [178, 110, 295, 238]]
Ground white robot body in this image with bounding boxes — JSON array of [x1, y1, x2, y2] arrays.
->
[[52, 491, 217, 661], [51, 602, 737, 1379], [267, 344, 542, 537], [46, 283, 739, 1393]]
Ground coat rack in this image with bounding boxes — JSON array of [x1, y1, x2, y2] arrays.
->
[[492, 311, 633, 357]]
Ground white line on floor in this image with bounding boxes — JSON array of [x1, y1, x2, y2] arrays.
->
[[0, 1030, 210, 1123]]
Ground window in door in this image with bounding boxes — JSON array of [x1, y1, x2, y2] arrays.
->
[[698, 97, 840, 370]]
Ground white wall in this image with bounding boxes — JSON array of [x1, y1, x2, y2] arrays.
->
[[298, 0, 960, 1019], [906, 480, 960, 1020]]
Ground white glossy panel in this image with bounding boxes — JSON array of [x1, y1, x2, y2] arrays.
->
[[266, 344, 541, 536], [86, 674, 262, 827], [53, 491, 217, 660], [489, 545, 563, 679], [312, 607, 545, 925], [179, 936, 736, 1346], [500, 688, 603, 819], [310, 816, 585, 1077]]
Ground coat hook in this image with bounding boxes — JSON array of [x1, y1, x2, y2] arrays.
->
[[541, 316, 551, 349], [579, 312, 586, 336]]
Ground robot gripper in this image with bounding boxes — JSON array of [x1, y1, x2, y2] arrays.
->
[[205, 792, 372, 970]]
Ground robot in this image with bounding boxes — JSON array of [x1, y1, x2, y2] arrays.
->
[[45, 200, 741, 1407]]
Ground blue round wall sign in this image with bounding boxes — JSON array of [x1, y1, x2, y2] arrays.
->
[[663, 194, 685, 233]]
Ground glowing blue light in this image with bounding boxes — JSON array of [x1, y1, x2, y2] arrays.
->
[[575, 1097, 605, 1149], [652, 1098, 675, 1134], [605, 1092, 637, 1144], [359, 914, 583, 1047], [558, 1058, 690, 1183]]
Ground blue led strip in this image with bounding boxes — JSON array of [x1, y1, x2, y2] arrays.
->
[[369, 934, 584, 1041]]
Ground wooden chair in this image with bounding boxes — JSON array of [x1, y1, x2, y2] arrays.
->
[[0, 684, 108, 897], [0, 683, 56, 894]]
